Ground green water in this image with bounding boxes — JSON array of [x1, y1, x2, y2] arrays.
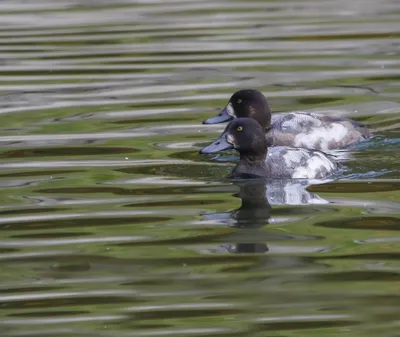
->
[[0, 1, 399, 336]]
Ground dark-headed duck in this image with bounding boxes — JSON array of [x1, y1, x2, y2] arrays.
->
[[203, 89, 371, 151], [200, 118, 339, 180]]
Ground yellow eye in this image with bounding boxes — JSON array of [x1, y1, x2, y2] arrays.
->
[[237, 126, 243, 132]]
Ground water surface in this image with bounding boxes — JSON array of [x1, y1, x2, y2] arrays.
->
[[0, 1, 399, 336]]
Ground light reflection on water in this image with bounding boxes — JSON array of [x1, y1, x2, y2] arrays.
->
[[0, 0, 399, 336]]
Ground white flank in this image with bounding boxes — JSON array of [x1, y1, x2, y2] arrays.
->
[[293, 152, 334, 179], [294, 122, 349, 151]]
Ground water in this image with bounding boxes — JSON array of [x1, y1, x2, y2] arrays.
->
[[0, 0, 399, 336]]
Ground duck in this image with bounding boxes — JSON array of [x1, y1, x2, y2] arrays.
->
[[203, 89, 372, 151], [200, 118, 339, 180]]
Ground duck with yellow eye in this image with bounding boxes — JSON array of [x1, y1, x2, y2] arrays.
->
[[200, 118, 339, 179]]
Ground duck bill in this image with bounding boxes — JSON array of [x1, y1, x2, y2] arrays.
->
[[200, 133, 233, 154], [202, 103, 234, 124]]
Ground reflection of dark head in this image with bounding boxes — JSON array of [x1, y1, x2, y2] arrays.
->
[[231, 180, 271, 228]]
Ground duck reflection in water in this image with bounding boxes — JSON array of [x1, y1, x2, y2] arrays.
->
[[202, 179, 328, 254], [224, 180, 271, 254]]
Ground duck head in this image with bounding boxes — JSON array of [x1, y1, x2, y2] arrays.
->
[[200, 118, 268, 157], [203, 89, 272, 129]]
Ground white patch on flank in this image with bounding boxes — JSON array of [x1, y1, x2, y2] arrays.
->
[[225, 102, 235, 117], [282, 149, 305, 168], [328, 123, 350, 141], [294, 122, 349, 151], [292, 152, 335, 179], [268, 147, 336, 179]]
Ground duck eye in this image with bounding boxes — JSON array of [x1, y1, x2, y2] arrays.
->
[[236, 126, 243, 132], [237, 99, 242, 104]]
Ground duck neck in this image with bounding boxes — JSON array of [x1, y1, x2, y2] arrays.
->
[[231, 151, 267, 178], [240, 152, 266, 165]]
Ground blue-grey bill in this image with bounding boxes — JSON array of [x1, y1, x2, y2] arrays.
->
[[200, 134, 233, 154], [202, 106, 233, 124]]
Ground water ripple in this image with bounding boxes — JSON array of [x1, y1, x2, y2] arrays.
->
[[0, 0, 399, 336]]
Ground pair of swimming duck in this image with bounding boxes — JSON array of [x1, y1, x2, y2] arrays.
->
[[200, 89, 372, 179]]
